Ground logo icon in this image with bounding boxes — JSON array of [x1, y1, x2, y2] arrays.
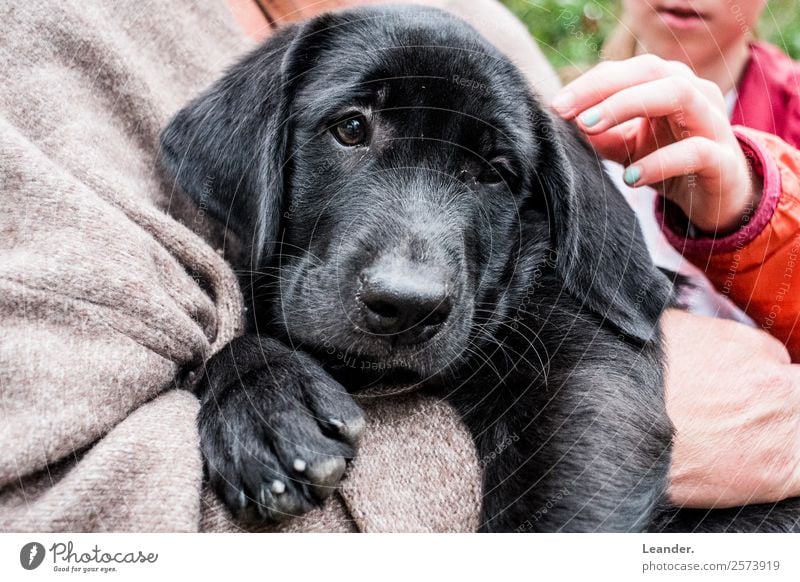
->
[[20, 542, 45, 570]]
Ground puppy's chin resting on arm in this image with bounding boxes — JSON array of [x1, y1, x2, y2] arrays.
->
[[159, 5, 800, 532]]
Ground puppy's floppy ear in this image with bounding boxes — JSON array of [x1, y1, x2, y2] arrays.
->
[[159, 17, 332, 267], [529, 107, 671, 343]]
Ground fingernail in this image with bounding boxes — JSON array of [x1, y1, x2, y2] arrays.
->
[[551, 90, 575, 113], [624, 165, 642, 186], [293, 458, 307, 472], [579, 108, 602, 127]]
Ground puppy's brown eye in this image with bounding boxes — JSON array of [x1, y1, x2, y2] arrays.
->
[[479, 158, 515, 185], [479, 166, 504, 185], [332, 115, 368, 146]]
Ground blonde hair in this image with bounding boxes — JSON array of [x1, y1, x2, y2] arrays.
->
[[600, 16, 638, 61], [557, 13, 637, 83]]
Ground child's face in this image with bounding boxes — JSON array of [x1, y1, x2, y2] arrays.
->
[[622, 0, 766, 63]]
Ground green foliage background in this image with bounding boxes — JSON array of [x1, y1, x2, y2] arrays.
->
[[501, 0, 800, 73]]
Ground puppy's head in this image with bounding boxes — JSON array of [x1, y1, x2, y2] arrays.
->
[[161, 6, 669, 380]]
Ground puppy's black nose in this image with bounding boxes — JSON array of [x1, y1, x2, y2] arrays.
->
[[359, 263, 452, 343]]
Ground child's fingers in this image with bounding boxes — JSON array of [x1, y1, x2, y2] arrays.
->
[[575, 76, 729, 140], [621, 136, 723, 189], [552, 54, 698, 118], [583, 120, 644, 164]]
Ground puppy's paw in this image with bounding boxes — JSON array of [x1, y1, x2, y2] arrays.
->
[[197, 336, 365, 522]]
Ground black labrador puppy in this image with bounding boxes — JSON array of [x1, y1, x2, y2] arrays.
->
[[160, 5, 799, 532]]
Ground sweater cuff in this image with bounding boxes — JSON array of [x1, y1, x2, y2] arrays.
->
[[655, 127, 782, 256]]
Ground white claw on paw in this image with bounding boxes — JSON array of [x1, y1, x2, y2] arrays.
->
[[270, 479, 286, 495], [293, 458, 307, 472], [340, 416, 366, 445], [257, 489, 269, 518], [307, 457, 347, 500]]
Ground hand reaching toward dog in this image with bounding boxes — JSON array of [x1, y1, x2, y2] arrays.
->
[[551, 54, 799, 513], [552, 54, 762, 235], [661, 309, 800, 508]]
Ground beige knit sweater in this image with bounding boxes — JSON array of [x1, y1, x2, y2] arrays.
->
[[0, 0, 557, 532]]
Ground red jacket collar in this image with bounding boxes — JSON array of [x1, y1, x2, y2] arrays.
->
[[731, 41, 800, 149]]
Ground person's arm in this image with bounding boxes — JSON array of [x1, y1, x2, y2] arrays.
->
[[552, 55, 800, 507], [662, 309, 800, 507], [552, 54, 758, 235], [552, 55, 800, 361], [657, 128, 800, 361]]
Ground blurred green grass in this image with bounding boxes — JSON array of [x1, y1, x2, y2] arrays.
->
[[500, 0, 800, 73]]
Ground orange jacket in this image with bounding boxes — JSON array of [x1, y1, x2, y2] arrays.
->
[[656, 42, 800, 361], [658, 128, 800, 361]]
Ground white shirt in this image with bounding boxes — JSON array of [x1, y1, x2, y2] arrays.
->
[[606, 87, 753, 323]]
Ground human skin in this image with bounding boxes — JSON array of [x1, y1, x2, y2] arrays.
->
[[662, 309, 800, 508], [621, 0, 767, 94], [551, 1, 800, 508], [552, 53, 761, 235]]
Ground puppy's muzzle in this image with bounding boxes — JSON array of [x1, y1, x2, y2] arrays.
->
[[358, 256, 453, 344]]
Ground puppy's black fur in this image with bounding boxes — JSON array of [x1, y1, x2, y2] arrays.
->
[[161, 6, 800, 532]]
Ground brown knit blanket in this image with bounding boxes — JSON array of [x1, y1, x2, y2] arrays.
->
[[0, 0, 557, 532]]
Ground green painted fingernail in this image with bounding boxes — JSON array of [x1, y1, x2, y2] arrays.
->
[[624, 165, 641, 186], [580, 108, 602, 127]]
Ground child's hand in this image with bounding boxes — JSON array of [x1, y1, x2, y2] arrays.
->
[[552, 54, 762, 235]]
